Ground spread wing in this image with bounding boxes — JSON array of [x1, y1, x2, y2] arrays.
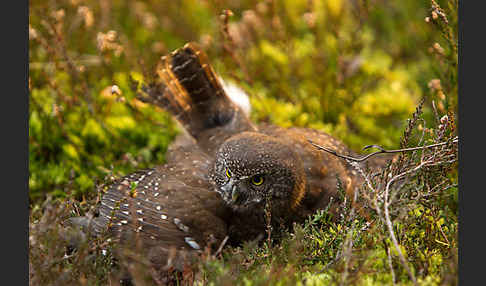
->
[[91, 146, 229, 270]]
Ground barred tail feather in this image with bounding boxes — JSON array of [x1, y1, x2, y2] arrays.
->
[[137, 42, 254, 141]]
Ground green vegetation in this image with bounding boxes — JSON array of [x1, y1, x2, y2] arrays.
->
[[29, 0, 458, 285]]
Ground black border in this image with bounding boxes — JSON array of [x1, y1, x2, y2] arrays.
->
[[5, 0, 29, 284], [458, 0, 481, 285]]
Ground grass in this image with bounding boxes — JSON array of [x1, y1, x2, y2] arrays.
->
[[29, 0, 458, 285]]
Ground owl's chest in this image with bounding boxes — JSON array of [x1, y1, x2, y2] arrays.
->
[[224, 206, 305, 245], [225, 211, 263, 245]]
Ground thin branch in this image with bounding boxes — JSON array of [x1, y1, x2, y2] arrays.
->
[[264, 194, 273, 247], [308, 136, 458, 163], [214, 236, 229, 257], [387, 246, 396, 285]]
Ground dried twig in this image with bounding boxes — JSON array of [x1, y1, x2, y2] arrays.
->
[[264, 194, 273, 247], [387, 247, 396, 285], [308, 136, 458, 163], [214, 236, 229, 257], [219, 9, 252, 84]]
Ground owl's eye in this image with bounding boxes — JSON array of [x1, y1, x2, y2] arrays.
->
[[251, 175, 264, 186], [225, 168, 232, 178]]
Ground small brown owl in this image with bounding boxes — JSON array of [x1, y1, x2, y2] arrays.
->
[[69, 43, 388, 280]]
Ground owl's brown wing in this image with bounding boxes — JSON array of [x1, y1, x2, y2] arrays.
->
[[137, 42, 256, 155], [257, 124, 385, 216], [89, 149, 229, 271]]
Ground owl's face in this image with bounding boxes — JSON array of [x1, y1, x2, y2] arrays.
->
[[210, 132, 306, 213]]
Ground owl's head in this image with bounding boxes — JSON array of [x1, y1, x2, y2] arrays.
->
[[209, 132, 307, 213]]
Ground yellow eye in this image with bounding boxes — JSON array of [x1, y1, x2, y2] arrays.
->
[[251, 175, 264, 186], [225, 169, 232, 178]]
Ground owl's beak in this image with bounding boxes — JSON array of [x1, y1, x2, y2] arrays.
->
[[221, 180, 240, 204], [231, 187, 239, 203]]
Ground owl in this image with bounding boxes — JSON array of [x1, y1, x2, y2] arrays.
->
[[68, 43, 388, 281]]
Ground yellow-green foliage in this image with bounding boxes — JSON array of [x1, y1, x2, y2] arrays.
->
[[206, 0, 443, 151], [29, 0, 454, 201]]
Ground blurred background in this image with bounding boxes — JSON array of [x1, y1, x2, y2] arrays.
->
[[29, 0, 457, 205]]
